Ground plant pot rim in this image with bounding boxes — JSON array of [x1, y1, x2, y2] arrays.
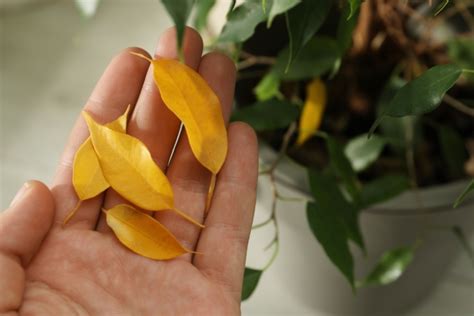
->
[[259, 142, 474, 216]]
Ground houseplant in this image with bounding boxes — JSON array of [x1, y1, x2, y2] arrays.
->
[[160, 0, 474, 313]]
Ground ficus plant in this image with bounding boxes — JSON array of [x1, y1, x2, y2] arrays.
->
[[75, 0, 474, 301], [181, 0, 474, 299]]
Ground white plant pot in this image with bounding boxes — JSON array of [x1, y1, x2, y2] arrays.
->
[[244, 144, 474, 315]]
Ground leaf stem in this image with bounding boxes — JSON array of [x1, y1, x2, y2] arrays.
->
[[62, 200, 82, 226], [129, 51, 153, 63], [276, 195, 309, 202], [252, 216, 273, 229], [237, 51, 276, 70], [434, 0, 449, 16], [443, 94, 474, 117], [462, 69, 474, 74], [284, 12, 293, 73], [172, 208, 205, 228], [403, 118, 422, 209], [263, 238, 279, 271], [205, 173, 216, 215]]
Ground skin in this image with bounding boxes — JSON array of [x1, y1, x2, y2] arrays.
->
[[0, 27, 258, 316]]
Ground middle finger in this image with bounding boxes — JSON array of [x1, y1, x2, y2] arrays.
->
[[97, 27, 203, 232]]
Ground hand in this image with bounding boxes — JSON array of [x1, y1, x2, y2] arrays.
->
[[0, 27, 258, 315]]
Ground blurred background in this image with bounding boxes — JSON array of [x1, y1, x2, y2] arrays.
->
[[1, 0, 168, 208], [1, 1, 473, 315]]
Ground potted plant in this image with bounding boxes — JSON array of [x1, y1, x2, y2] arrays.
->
[[160, 0, 474, 314]]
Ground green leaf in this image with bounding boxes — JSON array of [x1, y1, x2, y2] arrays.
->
[[161, 0, 195, 55], [286, 0, 332, 66], [344, 134, 386, 172], [242, 268, 263, 300], [254, 37, 339, 97], [267, 0, 301, 27], [74, 0, 101, 18], [370, 64, 463, 134], [437, 126, 467, 179], [360, 175, 410, 208], [376, 76, 408, 148], [272, 36, 340, 80], [308, 169, 364, 254], [254, 71, 281, 101], [219, 0, 272, 43], [447, 38, 474, 83], [452, 226, 474, 266], [194, 0, 216, 30], [360, 247, 414, 287], [231, 99, 299, 131], [307, 201, 354, 287], [454, 179, 474, 208], [327, 137, 360, 203], [337, 0, 359, 54], [347, 0, 361, 20], [386, 64, 463, 117], [227, 0, 237, 16]]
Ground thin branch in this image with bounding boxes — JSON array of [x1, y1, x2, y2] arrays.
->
[[444, 94, 474, 117], [270, 122, 297, 171], [237, 51, 276, 70], [253, 123, 298, 270], [404, 118, 423, 209]]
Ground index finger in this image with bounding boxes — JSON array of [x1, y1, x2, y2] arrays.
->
[[51, 48, 150, 228]]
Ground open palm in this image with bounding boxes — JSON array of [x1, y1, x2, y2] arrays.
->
[[0, 28, 258, 315]]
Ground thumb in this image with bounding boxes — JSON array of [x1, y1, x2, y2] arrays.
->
[[0, 180, 55, 312], [0, 180, 55, 265], [0, 181, 54, 266]]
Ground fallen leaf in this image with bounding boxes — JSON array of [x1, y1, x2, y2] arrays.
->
[[297, 78, 327, 145], [82, 111, 203, 228], [73, 105, 130, 201], [132, 53, 227, 175], [105, 204, 190, 260], [64, 106, 130, 225]]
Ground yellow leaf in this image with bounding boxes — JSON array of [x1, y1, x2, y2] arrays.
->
[[131, 53, 227, 175], [72, 105, 130, 201], [105, 204, 190, 260], [296, 78, 327, 145], [64, 106, 131, 225], [82, 111, 203, 228]]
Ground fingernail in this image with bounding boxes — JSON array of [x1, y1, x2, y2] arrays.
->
[[10, 181, 32, 207]]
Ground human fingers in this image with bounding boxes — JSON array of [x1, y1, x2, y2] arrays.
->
[[97, 27, 204, 232], [154, 52, 236, 259], [0, 181, 55, 312], [52, 48, 150, 229], [193, 122, 258, 302]]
